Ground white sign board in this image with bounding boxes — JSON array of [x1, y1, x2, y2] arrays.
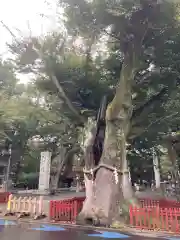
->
[[38, 151, 51, 191]]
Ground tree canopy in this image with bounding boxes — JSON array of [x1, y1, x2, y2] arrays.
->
[[0, 0, 180, 186]]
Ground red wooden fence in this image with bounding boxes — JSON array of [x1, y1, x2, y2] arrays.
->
[[49, 197, 85, 222], [49, 195, 180, 229], [0, 192, 10, 203], [129, 206, 180, 233]]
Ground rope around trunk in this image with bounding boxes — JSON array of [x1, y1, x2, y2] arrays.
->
[[83, 163, 129, 175]]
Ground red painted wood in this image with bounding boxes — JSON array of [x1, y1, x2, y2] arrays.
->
[[0, 192, 10, 203], [129, 205, 180, 233], [49, 196, 180, 228], [49, 197, 85, 222], [139, 198, 180, 208]]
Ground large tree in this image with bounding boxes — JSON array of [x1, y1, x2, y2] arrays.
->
[[56, 0, 179, 226], [4, 0, 180, 226]]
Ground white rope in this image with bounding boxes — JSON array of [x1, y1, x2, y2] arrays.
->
[[90, 168, 94, 183], [114, 168, 119, 184]]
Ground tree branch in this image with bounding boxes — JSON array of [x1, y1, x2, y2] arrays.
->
[[0, 21, 17, 40], [1, 22, 85, 124], [103, 29, 121, 41], [134, 70, 152, 87], [132, 86, 168, 120], [51, 75, 85, 124], [129, 112, 178, 140], [0, 131, 12, 141]]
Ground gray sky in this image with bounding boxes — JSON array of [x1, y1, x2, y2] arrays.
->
[[0, 0, 64, 83], [0, 0, 61, 56]]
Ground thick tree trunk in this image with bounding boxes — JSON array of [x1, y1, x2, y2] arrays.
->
[[49, 147, 66, 192], [78, 122, 136, 226], [62, 147, 80, 179], [50, 146, 80, 191], [77, 118, 98, 222], [167, 143, 180, 198], [77, 54, 139, 226]]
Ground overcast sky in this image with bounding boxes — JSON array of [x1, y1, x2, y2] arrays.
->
[[0, 0, 64, 83], [0, 0, 61, 56]]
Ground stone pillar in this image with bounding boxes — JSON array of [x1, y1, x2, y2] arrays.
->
[[153, 148, 161, 189], [38, 151, 51, 193]]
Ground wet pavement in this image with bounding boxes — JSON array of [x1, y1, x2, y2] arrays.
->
[[0, 219, 178, 240]]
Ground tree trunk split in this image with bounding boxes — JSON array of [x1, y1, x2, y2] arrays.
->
[[77, 120, 137, 226], [78, 54, 139, 226]]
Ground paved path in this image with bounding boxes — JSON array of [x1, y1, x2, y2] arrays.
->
[[0, 219, 179, 240]]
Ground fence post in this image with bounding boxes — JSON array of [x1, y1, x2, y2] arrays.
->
[[33, 197, 36, 215], [12, 196, 16, 213], [28, 197, 32, 214], [73, 198, 78, 222], [24, 197, 28, 213], [49, 200, 53, 220], [17, 197, 20, 212], [156, 206, 160, 229], [7, 194, 12, 212], [129, 206, 133, 226], [38, 196, 43, 215]]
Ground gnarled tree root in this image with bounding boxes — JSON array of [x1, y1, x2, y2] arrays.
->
[[76, 211, 100, 226], [76, 197, 139, 228], [76, 210, 110, 227]]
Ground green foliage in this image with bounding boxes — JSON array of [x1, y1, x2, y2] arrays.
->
[[2, 0, 180, 180]]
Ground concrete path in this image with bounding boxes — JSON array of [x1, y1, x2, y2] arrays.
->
[[0, 219, 177, 240]]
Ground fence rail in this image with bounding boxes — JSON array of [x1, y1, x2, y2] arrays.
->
[[139, 198, 180, 208]]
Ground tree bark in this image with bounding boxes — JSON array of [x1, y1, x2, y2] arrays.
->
[[167, 142, 180, 198], [62, 147, 80, 178], [77, 54, 139, 226], [50, 146, 80, 191], [77, 118, 98, 223], [49, 147, 66, 192]]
